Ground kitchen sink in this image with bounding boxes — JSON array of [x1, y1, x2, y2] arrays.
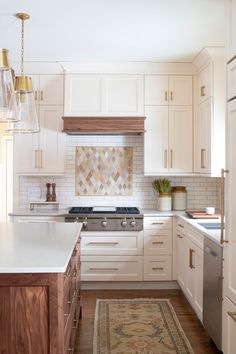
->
[[198, 222, 222, 230]]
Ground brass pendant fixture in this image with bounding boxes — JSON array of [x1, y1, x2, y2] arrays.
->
[[6, 13, 39, 133], [0, 48, 19, 122]]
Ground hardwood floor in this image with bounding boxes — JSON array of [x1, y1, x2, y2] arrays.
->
[[75, 289, 221, 354]]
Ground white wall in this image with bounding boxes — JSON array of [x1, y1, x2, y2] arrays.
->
[[17, 135, 220, 211]]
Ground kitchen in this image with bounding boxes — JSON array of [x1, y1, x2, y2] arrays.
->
[[0, 0, 235, 353]]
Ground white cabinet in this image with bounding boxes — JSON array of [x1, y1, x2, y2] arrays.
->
[[227, 58, 236, 101], [176, 218, 203, 322], [194, 57, 225, 176], [14, 74, 65, 175], [64, 74, 144, 116], [226, 0, 236, 62], [11, 216, 65, 223], [145, 75, 192, 106], [144, 105, 192, 175], [222, 297, 236, 354], [143, 216, 173, 281]]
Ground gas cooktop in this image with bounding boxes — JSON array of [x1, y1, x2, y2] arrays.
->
[[68, 206, 140, 215]]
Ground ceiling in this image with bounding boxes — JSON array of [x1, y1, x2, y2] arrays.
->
[[0, 0, 225, 63]]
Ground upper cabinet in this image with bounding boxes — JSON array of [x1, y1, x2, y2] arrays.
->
[[144, 75, 193, 175], [64, 74, 144, 116], [14, 74, 65, 175], [226, 0, 236, 63], [194, 49, 225, 176]]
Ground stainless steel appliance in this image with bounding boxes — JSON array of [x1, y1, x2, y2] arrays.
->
[[203, 236, 223, 350], [64, 206, 143, 231]]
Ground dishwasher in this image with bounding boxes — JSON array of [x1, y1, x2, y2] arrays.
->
[[203, 236, 223, 350]]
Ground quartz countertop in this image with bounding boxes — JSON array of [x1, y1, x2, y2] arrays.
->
[[0, 223, 82, 273], [9, 209, 68, 217]]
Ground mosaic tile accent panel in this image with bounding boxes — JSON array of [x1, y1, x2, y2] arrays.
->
[[75, 146, 133, 196]]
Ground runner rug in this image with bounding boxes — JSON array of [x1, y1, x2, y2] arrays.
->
[[93, 298, 194, 354]]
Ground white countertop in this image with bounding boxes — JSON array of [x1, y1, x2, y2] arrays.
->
[[9, 209, 68, 217], [0, 223, 82, 273]]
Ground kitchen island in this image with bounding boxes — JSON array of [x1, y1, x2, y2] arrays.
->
[[0, 222, 82, 354]]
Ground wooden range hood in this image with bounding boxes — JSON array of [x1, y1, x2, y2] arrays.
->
[[62, 116, 145, 135]]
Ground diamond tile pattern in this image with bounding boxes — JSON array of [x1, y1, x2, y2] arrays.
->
[[75, 146, 133, 195]]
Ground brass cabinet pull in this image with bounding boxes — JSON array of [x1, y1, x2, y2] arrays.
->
[[189, 248, 195, 269], [201, 149, 206, 169], [221, 168, 229, 244], [34, 150, 38, 168], [34, 90, 38, 100], [177, 234, 183, 238], [170, 150, 173, 168], [89, 267, 119, 271], [40, 150, 43, 169], [170, 91, 173, 101], [88, 242, 119, 245], [152, 241, 164, 244], [40, 90, 43, 101], [200, 86, 206, 97], [152, 267, 164, 270], [165, 91, 168, 101], [151, 222, 164, 225], [228, 311, 236, 323], [164, 149, 168, 168], [178, 224, 184, 228]]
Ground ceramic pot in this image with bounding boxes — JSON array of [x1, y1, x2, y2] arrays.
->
[[157, 192, 172, 211]]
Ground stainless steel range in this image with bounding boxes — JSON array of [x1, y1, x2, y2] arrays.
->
[[65, 206, 143, 231]]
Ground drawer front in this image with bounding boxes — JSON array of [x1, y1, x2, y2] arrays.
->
[[144, 217, 172, 230], [81, 255, 143, 281], [81, 232, 143, 255], [177, 219, 186, 232], [186, 225, 204, 249], [144, 230, 172, 255], [144, 256, 172, 281]]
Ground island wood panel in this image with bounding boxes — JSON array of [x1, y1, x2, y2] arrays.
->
[[62, 116, 145, 134]]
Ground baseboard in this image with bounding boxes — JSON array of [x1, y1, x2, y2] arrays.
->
[[81, 281, 180, 290]]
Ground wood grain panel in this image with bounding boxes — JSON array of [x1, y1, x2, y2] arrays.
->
[[11, 286, 48, 354], [62, 116, 145, 134], [0, 287, 11, 354]]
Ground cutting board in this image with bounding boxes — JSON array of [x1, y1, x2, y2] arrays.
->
[[185, 210, 220, 219]]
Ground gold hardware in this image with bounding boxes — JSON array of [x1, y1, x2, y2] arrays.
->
[[177, 234, 183, 238], [40, 90, 43, 101], [170, 149, 173, 168], [170, 91, 173, 101], [165, 91, 168, 101], [89, 267, 119, 271], [151, 222, 164, 225], [0, 49, 10, 70], [34, 150, 38, 169], [34, 90, 38, 100], [152, 267, 164, 270], [40, 150, 43, 169], [164, 149, 168, 168], [221, 168, 229, 244], [201, 148, 206, 169], [189, 248, 195, 269], [88, 242, 119, 245], [178, 224, 184, 228], [152, 241, 164, 244], [200, 86, 206, 97], [228, 311, 236, 323], [14, 76, 33, 92]]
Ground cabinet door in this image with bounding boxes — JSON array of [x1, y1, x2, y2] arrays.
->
[[103, 75, 143, 115], [144, 106, 168, 174], [176, 233, 188, 290], [227, 58, 236, 101], [224, 100, 236, 305], [185, 240, 195, 304], [39, 75, 64, 105], [195, 98, 212, 174], [226, 0, 236, 62], [197, 64, 212, 104], [39, 106, 64, 174], [64, 74, 102, 115], [222, 297, 236, 354], [169, 106, 193, 173], [145, 75, 169, 105], [169, 76, 192, 106], [193, 245, 203, 321]]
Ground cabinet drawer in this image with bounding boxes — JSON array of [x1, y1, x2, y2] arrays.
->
[[144, 256, 172, 281], [81, 255, 143, 281], [81, 232, 143, 255], [144, 217, 172, 230], [186, 225, 204, 249], [144, 230, 172, 255]]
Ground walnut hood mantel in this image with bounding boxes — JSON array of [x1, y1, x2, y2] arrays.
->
[[62, 116, 145, 135]]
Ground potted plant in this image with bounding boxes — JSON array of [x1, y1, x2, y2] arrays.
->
[[152, 178, 172, 211]]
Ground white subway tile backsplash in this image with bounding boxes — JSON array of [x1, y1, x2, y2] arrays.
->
[[17, 135, 221, 211]]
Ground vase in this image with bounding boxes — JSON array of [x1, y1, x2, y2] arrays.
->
[[157, 193, 172, 211]]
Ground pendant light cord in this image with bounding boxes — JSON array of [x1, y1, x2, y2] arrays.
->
[[20, 17, 24, 76]]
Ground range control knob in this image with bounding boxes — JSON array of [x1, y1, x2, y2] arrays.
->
[[121, 219, 127, 228], [130, 218, 136, 228], [101, 218, 107, 228], [83, 217, 88, 228]]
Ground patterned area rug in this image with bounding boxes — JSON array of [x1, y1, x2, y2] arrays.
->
[[93, 298, 194, 354]]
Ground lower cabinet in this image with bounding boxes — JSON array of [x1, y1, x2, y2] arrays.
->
[[0, 237, 81, 354], [176, 218, 203, 322], [222, 296, 236, 354]]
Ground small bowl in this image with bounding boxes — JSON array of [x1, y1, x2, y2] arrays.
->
[[205, 207, 215, 215]]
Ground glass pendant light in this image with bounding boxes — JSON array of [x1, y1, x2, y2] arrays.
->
[[0, 48, 19, 122], [6, 13, 39, 133]]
